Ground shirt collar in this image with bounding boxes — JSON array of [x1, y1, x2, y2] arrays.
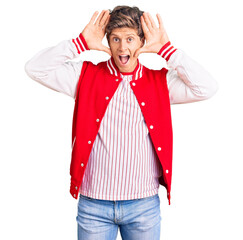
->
[[106, 56, 144, 80]]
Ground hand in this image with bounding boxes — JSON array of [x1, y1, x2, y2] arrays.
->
[[81, 10, 111, 56], [134, 12, 170, 58]]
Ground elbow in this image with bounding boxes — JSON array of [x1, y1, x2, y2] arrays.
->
[[190, 77, 219, 102], [203, 78, 219, 100], [24, 60, 42, 81], [24, 60, 33, 79]]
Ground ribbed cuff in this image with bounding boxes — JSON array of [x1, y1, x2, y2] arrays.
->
[[157, 41, 177, 61], [72, 33, 90, 54]]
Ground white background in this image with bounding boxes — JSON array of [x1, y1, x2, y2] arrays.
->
[[1, 0, 243, 239]]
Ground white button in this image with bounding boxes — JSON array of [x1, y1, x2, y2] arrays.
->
[[150, 125, 154, 129], [116, 79, 119, 82], [75, 186, 78, 190], [81, 163, 84, 167], [88, 140, 91, 144], [132, 82, 136, 86], [166, 170, 169, 174], [141, 102, 145, 106], [158, 147, 161, 151], [96, 119, 100, 122], [74, 194, 76, 197], [105, 96, 109, 100]]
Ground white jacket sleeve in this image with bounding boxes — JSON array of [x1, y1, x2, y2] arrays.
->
[[158, 42, 219, 104], [24, 33, 89, 99]]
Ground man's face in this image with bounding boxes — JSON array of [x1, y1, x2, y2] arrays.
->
[[108, 28, 144, 73]]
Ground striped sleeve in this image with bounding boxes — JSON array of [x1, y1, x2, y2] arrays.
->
[[72, 33, 90, 54], [157, 41, 177, 61]]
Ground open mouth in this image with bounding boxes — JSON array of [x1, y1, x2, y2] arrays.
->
[[119, 55, 130, 65]]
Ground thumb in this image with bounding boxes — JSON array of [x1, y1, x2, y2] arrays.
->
[[101, 45, 112, 56], [134, 48, 141, 58], [134, 47, 146, 58]]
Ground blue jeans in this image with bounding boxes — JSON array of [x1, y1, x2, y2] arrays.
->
[[76, 193, 161, 240]]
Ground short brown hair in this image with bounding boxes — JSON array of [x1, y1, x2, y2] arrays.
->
[[106, 5, 144, 43]]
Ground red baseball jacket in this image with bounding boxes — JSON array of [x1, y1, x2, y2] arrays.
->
[[70, 56, 173, 204]]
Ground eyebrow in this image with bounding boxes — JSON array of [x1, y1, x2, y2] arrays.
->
[[110, 33, 136, 37]]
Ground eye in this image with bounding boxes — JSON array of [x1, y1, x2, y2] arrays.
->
[[128, 37, 133, 42], [113, 37, 119, 42]]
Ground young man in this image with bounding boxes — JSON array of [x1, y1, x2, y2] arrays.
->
[[25, 5, 218, 240]]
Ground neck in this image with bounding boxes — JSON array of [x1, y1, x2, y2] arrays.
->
[[119, 61, 138, 74]]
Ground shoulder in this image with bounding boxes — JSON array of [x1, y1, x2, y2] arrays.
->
[[80, 60, 108, 77], [142, 65, 168, 77], [83, 60, 107, 69]]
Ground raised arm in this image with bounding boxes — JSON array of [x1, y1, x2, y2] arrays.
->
[[135, 12, 219, 104], [162, 46, 219, 104], [24, 10, 111, 99]]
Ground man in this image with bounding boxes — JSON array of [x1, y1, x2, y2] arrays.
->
[[25, 5, 218, 240]]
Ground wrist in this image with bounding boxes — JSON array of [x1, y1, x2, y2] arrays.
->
[[72, 33, 90, 54], [157, 41, 177, 61]]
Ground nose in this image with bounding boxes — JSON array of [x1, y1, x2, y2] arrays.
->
[[118, 40, 128, 51]]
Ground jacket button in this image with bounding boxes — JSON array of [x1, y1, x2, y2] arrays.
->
[[158, 147, 162, 151], [88, 140, 91, 144], [141, 102, 145, 106], [166, 170, 169, 174], [150, 125, 154, 129], [132, 82, 136, 86], [105, 96, 109, 100], [96, 118, 100, 122], [116, 79, 119, 82], [74, 194, 76, 198], [81, 163, 84, 167], [75, 186, 78, 190]]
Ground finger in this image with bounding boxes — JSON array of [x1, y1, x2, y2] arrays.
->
[[142, 12, 153, 31], [102, 12, 110, 30], [99, 10, 110, 26], [94, 10, 106, 26], [104, 14, 110, 26], [147, 12, 157, 29], [157, 14, 164, 30], [141, 16, 149, 34], [89, 11, 99, 25]]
